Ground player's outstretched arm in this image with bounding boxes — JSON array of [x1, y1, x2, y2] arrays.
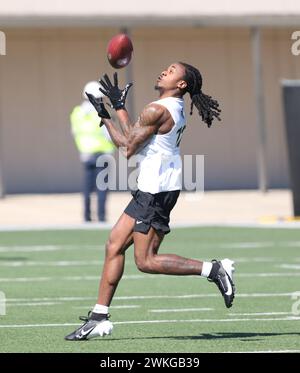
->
[[102, 103, 165, 159], [115, 109, 134, 137]]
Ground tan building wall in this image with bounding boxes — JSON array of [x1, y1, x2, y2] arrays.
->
[[0, 27, 298, 193], [1, 1, 300, 26]]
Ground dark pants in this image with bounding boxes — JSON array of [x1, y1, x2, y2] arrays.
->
[[82, 153, 108, 222]]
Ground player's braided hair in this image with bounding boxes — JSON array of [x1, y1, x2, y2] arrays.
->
[[179, 62, 221, 128]]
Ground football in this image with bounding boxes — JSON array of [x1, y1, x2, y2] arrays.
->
[[107, 33, 133, 69]]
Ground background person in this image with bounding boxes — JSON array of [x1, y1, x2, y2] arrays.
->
[[70, 81, 115, 222]]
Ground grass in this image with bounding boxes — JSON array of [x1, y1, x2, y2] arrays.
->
[[0, 227, 300, 353]]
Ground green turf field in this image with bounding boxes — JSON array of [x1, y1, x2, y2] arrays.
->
[[0, 226, 300, 353]]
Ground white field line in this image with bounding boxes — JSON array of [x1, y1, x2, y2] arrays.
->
[[0, 277, 51, 282], [1, 316, 300, 329], [219, 240, 300, 249], [0, 257, 285, 267], [117, 317, 300, 323], [0, 245, 104, 253], [0, 275, 136, 282], [8, 303, 139, 309], [0, 242, 277, 252], [217, 240, 300, 249], [149, 308, 214, 313], [0, 246, 60, 253], [220, 350, 300, 353], [233, 257, 280, 263], [0, 240, 300, 254], [237, 273, 300, 277], [229, 312, 292, 316], [6, 292, 299, 303], [107, 305, 141, 309], [0, 223, 113, 232], [287, 242, 300, 247], [219, 242, 274, 249], [2, 222, 300, 232], [1, 272, 300, 282], [0, 260, 103, 267], [109, 292, 300, 300], [6, 301, 140, 309], [0, 258, 286, 268], [279, 264, 300, 270], [6, 302, 62, 306], [73, 305, 141, 310], [7, 296, 96, 303]]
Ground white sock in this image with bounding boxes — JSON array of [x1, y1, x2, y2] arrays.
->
[[201, 262, 213, 278], [92, 304, 109, 314]]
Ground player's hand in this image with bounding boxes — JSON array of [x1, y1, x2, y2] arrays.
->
[[99, 72, 133, 111], [86, 92, 111, 123]]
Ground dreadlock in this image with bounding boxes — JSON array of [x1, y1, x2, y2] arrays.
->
[[179, 62, 221, 128]]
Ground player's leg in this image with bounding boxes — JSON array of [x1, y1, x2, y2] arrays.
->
[[96, 212, 135, 306], [133, 227, 235, 308], [133, 227, 203, 275], [65, 212, 135, 341]]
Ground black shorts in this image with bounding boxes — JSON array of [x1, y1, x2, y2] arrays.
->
[[124, 189, 180, 235]]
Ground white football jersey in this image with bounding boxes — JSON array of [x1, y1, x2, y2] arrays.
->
[[137, 97, 186, 194]]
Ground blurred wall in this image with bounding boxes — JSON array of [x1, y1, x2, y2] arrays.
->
[[0, 27, 298, 193]]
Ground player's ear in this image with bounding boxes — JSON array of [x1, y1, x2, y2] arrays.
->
[[177, 80, 187, 90]]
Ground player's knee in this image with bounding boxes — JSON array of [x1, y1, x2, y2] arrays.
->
[[105, 238, 119, 259], [135, 256, 154, 273]]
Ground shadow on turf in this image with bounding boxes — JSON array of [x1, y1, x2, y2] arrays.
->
[[94, 332, 300, 342]]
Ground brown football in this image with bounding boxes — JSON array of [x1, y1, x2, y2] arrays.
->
[[107, 33, 133, 69]]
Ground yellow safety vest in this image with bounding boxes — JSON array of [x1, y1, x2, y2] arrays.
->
[[70, 105, 115, 154]]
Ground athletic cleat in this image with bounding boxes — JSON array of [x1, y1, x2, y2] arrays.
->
[[208, 258, 235, 308], [64, 312, 113, 341]]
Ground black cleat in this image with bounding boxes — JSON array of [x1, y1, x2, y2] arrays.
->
[[208, 259, 235, 308], [64, 311, 113, 341]]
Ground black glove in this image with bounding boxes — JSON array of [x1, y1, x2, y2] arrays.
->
[[99, 72, 133, 110], [86, 92, 111, 123]]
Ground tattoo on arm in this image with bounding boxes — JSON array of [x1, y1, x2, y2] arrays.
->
[[125, 104, 165, 158], [119, 118, 132, 136], [103, 103, 165, 159], [102, 118, 127, 148]]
